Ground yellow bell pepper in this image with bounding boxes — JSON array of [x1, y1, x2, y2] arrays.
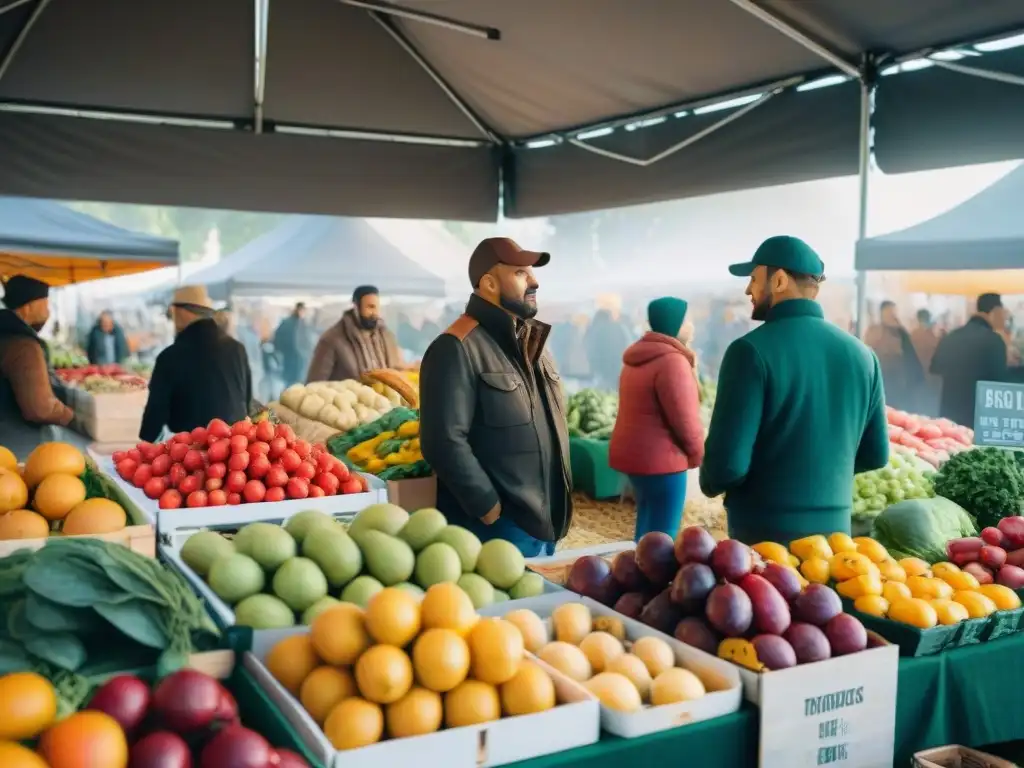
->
[[837, 573, 883, 599], [828, 532, 858, 554], [829, 552, 877, 582], [752, 542, 791, 564], [347, 431, 395, 463], [397, 420, 420, 438], [800, 558, 831, 584], [953, 590, 997, 618], [384, 453, 407, 466], [853, 537, 889, 564], [853, 595, 889, 617], [888, 597, 938, 629], [790, 535, 833, 562]]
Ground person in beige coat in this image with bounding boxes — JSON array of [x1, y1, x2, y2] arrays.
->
[[306, 285, 403, 383]]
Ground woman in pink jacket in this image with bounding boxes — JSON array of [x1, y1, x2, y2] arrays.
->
[[609, 297, 704, 541]]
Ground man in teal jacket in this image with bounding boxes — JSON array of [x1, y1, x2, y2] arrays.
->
[[700, 236, 889, 544]]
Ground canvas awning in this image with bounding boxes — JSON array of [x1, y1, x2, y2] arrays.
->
[[183, 215, 447, 298], [855, 164, 1024, 271], [0, 196, 179, 285], [0, 0, 1021, 220]]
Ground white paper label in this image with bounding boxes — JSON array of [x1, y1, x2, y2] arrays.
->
[[759, 644, 898, 768]]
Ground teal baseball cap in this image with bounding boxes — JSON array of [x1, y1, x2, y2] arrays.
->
[[728, 235, 825, 280]]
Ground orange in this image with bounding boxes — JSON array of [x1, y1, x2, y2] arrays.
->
[[0, 672, 57, 740], [365, 588, 421, 647], [0, 471, 28, 513], [62, 498, 127, 535], [39, 710, 128, 768], [265, 634, 320, 695], [412, 628, 470, 692], [23, 443, 85, 489], [385, 686, 443, 738], [323, 697, 383, 750], [467, 618, 524, 685], [33, 474, 87, 521], [312, 604, 371, 666], [0, 741, 48, 768], [299, 666, 357, 725], [444, 680, 501, 727], [420, 582, 477, 637], [500, 660, 556, 716], [0, 445, 17, 473], [355, 645, 413, 704], [0, 509, 49, 540]]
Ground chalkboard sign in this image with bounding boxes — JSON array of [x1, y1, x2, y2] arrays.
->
[[974, 381, 1024, 447]]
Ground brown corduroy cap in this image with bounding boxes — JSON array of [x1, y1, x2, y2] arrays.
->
[[468, 237, 550, 288]]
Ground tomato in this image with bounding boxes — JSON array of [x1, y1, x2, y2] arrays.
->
[[248, 441, 270, 457], [231, 419, 252, 436], [172, 432, 191, 444], [159, 489, 182, 509], [132, 465, 153, 488], [264, 486, 286, 503], [294, 461, 316, 481], [225, 470, 247, 494], [340, 476, 363, 495], [208, 419, 232, 440], [190, 427, 209, 445], [112, 451, 127, 464], [249, 454, 271, 479], [286, 477, 309, 500], [268, 437, 287, 460], [137, 443, 157, 462], [227, 493, 242, 505], [206, 462, 227, 480], [116, 459, 138, 481], [330, 461, 351, 483], [254, 420, 275, 442], [178, 474, 201, 495], [316, 452, 334, 472], [228, 452, 249, 472], [186, 491, 209, 508], [183, 449, 205, 472], [229, 435, 249, 455], [275, 424, 296, 444], [243, 480, 266, 503], [279, 449, 301, 474], [168, 442, 189, 462], [150, 454, 172, 477], [265, 466, 288, 489], [207, 489, 228, 506], [168, 463, 187, 488], [292, 440, 311, 460], [207, 440, 231, 463], [308, 484, 325, 498], [150, 442, 168, 458], [205, 477, 223, 492], [313, 472, 340, 496], [127, 448, 142, 463], [143, 477, 167, 500]]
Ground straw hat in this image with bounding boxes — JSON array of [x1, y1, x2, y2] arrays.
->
[[171, 285, 214, 312]]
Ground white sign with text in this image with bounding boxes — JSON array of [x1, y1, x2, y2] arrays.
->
[[759, 644, 899, 768]]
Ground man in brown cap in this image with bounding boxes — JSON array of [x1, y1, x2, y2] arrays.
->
[[0, 275, 81, 458], [419, 238, 572, 557]]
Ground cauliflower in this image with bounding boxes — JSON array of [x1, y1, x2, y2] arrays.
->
[[280, 384, 306, 412], [298, 393, 326, 420]]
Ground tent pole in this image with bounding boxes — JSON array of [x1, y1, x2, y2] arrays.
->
[[854, 56, 876, 338]]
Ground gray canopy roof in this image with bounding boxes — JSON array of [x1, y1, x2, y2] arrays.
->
[[185, 215, 447, 298], [855, 164, 1024, 271], [0, 0, 1022, 220]]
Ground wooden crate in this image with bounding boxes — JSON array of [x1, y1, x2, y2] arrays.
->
[[75, 389, 148, 443], [0, 524, 156, 558]]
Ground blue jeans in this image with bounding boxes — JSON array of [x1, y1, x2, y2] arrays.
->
[[460, 513, 557, 558], [629, 472, 688, 542]]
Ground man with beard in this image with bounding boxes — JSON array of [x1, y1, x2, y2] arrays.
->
[[699, 236, 889, 544], [0, 275, 83, 458], [419, 238, 571, 557], [306, 286, 403, 383]]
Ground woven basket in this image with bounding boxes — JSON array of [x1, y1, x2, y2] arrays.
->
[[362, 368, 419, 408]]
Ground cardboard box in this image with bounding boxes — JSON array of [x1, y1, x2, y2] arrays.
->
[[479, 591, 743, 738], [75, 389, 148, 443], [913, 745, 1018, 768], [246, 626, 600, 768], [387, 475, 436, 511]]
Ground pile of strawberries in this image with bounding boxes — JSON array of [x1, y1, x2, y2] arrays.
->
[[112, 418, 365, 509]]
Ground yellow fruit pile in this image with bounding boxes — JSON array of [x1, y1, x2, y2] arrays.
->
[[0, 443, 128, 541], [524, 602, 706, 712], [264, 583, 559, 751], [761, 533, 1022, 630]]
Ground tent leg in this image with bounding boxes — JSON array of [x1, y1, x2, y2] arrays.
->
[[853, 63, 875, 338]]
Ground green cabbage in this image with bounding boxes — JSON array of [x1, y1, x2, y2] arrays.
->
[[872, 496, 977, 563]]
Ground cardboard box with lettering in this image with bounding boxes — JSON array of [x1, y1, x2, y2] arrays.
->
[[913, 745, 1017, 768], [740, 643, 900, 768], [387, 475, 437, 511]]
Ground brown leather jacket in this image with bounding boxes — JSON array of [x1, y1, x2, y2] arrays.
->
[[306, 309, 403, 383], [419, 294, 572, 542]]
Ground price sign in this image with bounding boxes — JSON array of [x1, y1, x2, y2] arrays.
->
[[975, 381, 1024, 448], [758, 644, 898, 767]]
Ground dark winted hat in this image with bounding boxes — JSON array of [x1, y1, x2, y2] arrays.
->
[[728, 235, 825, 280], [468, 237, 550, 287], [1, 274, 49, 310]]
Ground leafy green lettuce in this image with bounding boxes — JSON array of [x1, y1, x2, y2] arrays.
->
[[872, 496, 978, 563]]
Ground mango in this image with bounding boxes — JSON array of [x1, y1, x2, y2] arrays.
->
[[978, 584, 1023, 611], [882, 581, 912, 604], [931, 562, 960, 578], [717, 638, 763, 672], [929, 599, 969, 625], [837, 573, 883, 600], [888, 597, 938, 629], [853, 537, 889, 564], [876, 559, 907, 584], [790, 535, 833, 562], [938, 571, 980, 592], [829, 552, 877, 582], [799, 558, 830, 585], [898, 557, 932, 578], [752, 542, 791, 565], [853, 595, 889, 618], [907, 576, 952, 601], [953, 590, 997, 619], [827, 532, 857, 554]]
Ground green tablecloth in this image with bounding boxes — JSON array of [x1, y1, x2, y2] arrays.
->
[[569, 437, 624, 500], [510, 630, 1024, 768]]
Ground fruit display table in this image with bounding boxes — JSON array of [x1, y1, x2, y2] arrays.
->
[[569, 437, 624, 500]]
